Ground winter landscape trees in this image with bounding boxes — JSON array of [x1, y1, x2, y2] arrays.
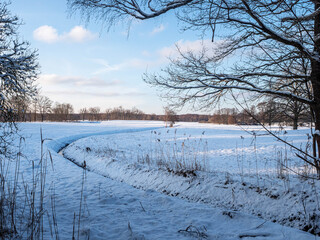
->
[[37, 95, 53, 122], [164, 106, 178, 127], [68, 0, 320, 177], [0, 2, 38, 123], [0, 2, 39, 237], [0, 2, 38, 154], [1, 1, 320, 237]]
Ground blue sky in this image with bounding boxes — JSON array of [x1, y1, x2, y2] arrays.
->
[[10, 0, 215, 114]]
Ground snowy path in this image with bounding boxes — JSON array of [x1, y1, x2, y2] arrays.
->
[[18, 121, 318, 239]]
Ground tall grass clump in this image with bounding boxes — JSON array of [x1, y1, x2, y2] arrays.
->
[[0, 128, 59, 239], [137, 129, 208, 173]]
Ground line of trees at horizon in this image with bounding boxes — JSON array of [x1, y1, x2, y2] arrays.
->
[[9, 94, 311, 129]]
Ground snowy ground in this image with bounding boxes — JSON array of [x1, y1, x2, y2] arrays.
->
[[7, 121, 320, 239]]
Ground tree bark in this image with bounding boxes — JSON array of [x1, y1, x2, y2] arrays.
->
[[312, 1, 320, 176], [293, 115, 298, 130], [293, 102, 299, 130]]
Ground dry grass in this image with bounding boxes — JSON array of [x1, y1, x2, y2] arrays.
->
[[136, 130, 208, 174], [0, 130, 55, 239], [0, 129, 89, 239]]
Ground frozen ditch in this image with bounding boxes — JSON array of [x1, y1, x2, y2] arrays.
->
[[56, 127, 164, 176], [58, 123, 320, 237]]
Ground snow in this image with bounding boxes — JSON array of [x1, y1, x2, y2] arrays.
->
[[6, 121, 320, 239]]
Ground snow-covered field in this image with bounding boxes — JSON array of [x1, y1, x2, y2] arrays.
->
[[6, 121, 320, 239]]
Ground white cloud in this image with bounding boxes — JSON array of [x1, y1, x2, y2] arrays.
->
[[151, 24, 165, 35], [33, 25, 59, 43], [64, 26, 97, 42], [38, 74, 121, 87], [33, 25, 97, 43]]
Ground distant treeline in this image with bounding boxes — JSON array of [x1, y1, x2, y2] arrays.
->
[[11, 95, 311, 129], [19, 112, 211, 123], [8, 93, 312, 129]]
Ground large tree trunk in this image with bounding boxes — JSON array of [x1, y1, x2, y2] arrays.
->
[[311, 2, 320, 177], [312, 101, 320, 157], [293, 102, 299, 130], [293, 114, 298, 130], [312, 104, 320, 178], [268, 111, 272, 127]]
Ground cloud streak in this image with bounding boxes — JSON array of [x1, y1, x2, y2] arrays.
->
[[33, 25, 97, 43], [44, 90, 145, 98], [90, 59, 122, 75], [151, 24, 165, 35], [158, 39, 226, 59], [38, 74, 121, 87]]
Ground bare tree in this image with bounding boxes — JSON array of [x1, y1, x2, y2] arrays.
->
[[164, 106, 178, 127], [0, 5, 38, 237], [273, 57, 312, 129], [105, 108, 111, 120], [0, 2, 38, 161], [257, 99, 280, 127], [131, 107, 145, 120], [9, 95, 31, 122], [88, 107, 100, 121], [104, 107, 146, 120], [69, 0, 320, 177], [79, 108, 88, 121], [52, 102, 74, 121], [0, 2, 38, 123], [32, 98, 38, 121], [277, 99, 309, 130], [37, 95, 52, 122]]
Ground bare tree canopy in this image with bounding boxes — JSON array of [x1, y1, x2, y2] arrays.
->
[[0, 2, 38, 160], [68, 0, 320, 175], [67, 1, 318, 108], [37, 95, 53, 122], [164, 106, 178, 127], [51, 102, 74, 121], [0, 2, 38, 123]]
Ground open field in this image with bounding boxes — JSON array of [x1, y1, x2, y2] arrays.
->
[[2, 121, 319, 239]]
